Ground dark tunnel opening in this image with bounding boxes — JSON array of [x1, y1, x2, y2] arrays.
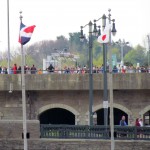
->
[[96, 108, 128, 125], [39, 108, 75, 125]]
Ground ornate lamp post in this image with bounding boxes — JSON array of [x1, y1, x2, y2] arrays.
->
[[93, 9, 116, 127], [79, 9, 116, 127], [80, 21, 95, 125]]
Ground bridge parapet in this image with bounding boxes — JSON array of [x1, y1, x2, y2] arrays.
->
[[0, 73, 149, 91]]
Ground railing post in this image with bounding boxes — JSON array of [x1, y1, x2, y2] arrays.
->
[[134, 126, 137, 140], [40, 125, 44, 138], [85, 125, 89, 139]]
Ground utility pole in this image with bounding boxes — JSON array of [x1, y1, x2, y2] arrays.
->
[[108, 9, 115, 150], [7, 0, 11, 74], [20, 11, 28, 150], [147, 35, 150, 67]]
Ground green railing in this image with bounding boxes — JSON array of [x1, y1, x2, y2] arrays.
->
[[40, 125, 150, 140]]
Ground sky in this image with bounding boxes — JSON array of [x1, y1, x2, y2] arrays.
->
[[0, 0, 150, 52]]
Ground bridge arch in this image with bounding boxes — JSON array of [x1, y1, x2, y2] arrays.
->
[[86, 103, 133, 125], [38, 103, 80, 125], [139, 105, 150, 116], [139, 105, 150, 126], [93, 103, 132, 116]]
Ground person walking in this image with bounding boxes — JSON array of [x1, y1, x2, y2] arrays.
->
[[47, 64, 54, 73], [139, 118, 143, 127], [13, 64, 17, 74], [120, 115, 127, 126], [31, 64, 37, 74], [135, 118, 140, 127], [119, 115, 127, 137]]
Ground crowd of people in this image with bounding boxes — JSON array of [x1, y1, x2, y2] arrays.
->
[[0, 64, 39, 74], [0, 63, 150, 74]]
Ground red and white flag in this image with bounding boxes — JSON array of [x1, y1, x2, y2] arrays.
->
[[97, 25, 110, 43]]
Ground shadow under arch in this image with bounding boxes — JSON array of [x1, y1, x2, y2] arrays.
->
[[38, 104, 80, 125], [86, 103, 133, 125]]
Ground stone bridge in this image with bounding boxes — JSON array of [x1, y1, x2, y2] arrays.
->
[[0, 73, 150, 142]]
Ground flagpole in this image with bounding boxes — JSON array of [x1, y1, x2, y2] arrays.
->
[[7, 0, 10, 74], [20, 11, 28, 150]]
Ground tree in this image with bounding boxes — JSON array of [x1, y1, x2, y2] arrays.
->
[[124, 45, 146, 66]]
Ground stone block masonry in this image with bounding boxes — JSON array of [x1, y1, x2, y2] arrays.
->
[[0, 120, 40, 139], [0, 139, 150, 150]]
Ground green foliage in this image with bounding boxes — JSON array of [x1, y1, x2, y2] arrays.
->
[[92, 40, 102, 59], [11, 55, 21, 67], [124, 45, 146, 66], [25, 55, 36, 67], [93, 54, 103, 67], [1, 33, 148, 69], [0, 60, 7, 67], [111, 48, 120, 61]]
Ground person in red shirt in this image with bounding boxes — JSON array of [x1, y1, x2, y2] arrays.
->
[[13, 64, 17, 74], [121, 66, 126, 73], [135, 118, 140, 127]]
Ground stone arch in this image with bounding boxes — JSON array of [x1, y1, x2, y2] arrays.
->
[[93, 103, 133, 116], [139, 105, 150, 116], [38, 103, 80, 125], [86, 103, 133, 125]]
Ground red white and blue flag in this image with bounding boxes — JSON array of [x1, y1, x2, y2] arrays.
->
[[18, 22, 36, 45]]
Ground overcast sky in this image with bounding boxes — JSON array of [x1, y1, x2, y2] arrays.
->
[[0, 0, 150, 52]]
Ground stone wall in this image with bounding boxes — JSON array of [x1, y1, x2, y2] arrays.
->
[[0, 120, 40, 139], [0, 89, 150, 125], [0, 73, 149, 91], [0, 139, 150, 150]]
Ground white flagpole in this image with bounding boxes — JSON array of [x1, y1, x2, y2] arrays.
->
[[20, 11, 28, 150], [7, 0, 10, 74]]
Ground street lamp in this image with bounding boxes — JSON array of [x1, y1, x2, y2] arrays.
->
[[147, 35, 150, 67], [80, 21, 94, 126], [115, 39, 129, 66], [95, 9, 116, 150], [79, 10, 116, 126], [93, 9, 116, 128]]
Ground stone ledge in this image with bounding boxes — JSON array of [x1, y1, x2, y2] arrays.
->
[[0, 73, 149, 91]]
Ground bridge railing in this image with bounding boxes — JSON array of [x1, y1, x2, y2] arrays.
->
[[40, 125, 150, 140]]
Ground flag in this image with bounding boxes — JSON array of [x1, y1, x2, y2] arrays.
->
[[97, 24, 110, 43], [18, 22, 36, 45]]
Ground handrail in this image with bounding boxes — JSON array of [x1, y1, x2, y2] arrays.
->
[[40, 125, 150, 140], [0, 68, 150, 74]]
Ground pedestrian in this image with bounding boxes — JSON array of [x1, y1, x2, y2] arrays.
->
[[17, 66, 21, 74], [120, 115, 127, 126], [119, 115, 127, 137], [135, 118, 140, 127], [47, 64, 54, 73], [139, 118, 143, 127], [31, 64, 37, 74], [37, 69, 42, 74], [13, 64, 17, 74]]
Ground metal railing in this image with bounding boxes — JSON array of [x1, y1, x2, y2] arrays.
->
[[40, 125, 150, 140], [0, 68, 150, 74]]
